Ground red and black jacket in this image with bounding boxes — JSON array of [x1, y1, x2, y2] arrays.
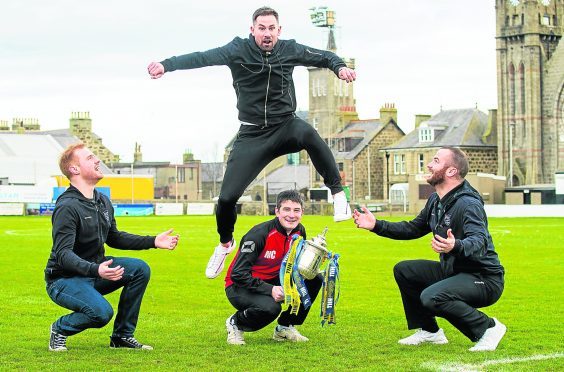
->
[[225, 218, 306, 295]]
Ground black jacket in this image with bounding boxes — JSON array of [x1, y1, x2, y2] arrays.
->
[[225, 218, 306, 295], [161, 35, 347, 126], [372, 180, 504, 276], [44, 185, 155, 283]]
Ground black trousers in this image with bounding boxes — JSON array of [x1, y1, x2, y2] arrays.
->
[[216, 116, 343, 243], [225, 274, 323, 332], [393, 260, 504, 341]]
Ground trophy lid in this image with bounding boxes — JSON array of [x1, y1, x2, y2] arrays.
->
[[311, 227, 328, 249]]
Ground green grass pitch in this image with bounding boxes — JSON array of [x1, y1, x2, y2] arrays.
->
[[0, 215, 562, 370]]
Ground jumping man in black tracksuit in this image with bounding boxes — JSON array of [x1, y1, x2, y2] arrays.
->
[[147, 6, 355, 279], [353, 147, 507, 352]]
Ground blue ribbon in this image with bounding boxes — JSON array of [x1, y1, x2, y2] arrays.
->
[[321, 253, 340, 326]]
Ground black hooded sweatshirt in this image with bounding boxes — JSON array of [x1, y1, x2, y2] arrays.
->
[[160, 35, 347, 127], [372, 180, 504, 276], [44, 185, 155, 283]]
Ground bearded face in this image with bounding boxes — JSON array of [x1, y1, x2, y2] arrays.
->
[[426, 163, 449, 187]]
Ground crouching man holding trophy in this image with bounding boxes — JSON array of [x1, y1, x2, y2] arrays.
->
[[224, 190, 339, 345]]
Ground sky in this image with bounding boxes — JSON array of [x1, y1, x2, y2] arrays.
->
[[1, 0, 497, 163]]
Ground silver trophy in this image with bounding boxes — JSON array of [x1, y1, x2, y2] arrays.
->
[[297, 227, 329, 280]]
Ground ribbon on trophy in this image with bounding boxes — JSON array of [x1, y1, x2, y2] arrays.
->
[[320, 253, 340, 326], [279, 230, 341, 325], [280, 234, 304, 314]]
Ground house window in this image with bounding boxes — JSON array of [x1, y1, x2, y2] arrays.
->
[[542, 14, 550, 26], [189, 168, 194, 181], [287, 152, 299, 165], [177, 167, 185, 183], [418, 154, 425, 173], [338, 162, 344, 171], [419, 128, 433, 142], [312, 117, 319, 130], [394, 154, 406, 175]]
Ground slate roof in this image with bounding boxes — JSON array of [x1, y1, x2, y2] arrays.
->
[[383, 108, 492, 150], [332, 119, 398, 160], [248, 164, 310, 191]]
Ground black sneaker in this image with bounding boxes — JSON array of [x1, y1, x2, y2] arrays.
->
[[49, 324, 68, 352], [110, 336, 153, 350]]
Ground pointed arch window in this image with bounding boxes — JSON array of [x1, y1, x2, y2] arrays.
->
[[509, 63, 516, 116], [519, 62, 526, 115]]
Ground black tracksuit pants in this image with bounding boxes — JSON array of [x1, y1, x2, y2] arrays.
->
[[216, 115, 343, 243], [225, 274, 323, 332], [393, 260, 504, 341]]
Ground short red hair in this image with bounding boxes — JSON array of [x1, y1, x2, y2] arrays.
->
[[59, 142, 85, 179]]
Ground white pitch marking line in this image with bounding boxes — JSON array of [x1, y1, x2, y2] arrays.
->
[[421, 352, 563, 372]]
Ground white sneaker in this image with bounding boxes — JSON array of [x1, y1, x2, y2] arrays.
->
[[226, 316, 245, 345], [205, 239, 236, 279], [273, 325, 309, 342], [469, 318, 506, 352], [398, 328, 448, 345], [333, 191, 352, 222]]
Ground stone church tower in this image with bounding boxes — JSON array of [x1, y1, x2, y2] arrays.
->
[[496, 0, 564, 186], [308, 28, 358, 144]]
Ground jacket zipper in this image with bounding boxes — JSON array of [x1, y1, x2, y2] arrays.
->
[[264, 52, 271, 128], [94, 201, 103, 250]]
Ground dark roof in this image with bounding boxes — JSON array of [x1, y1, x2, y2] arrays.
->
[[383, 108, 493, 151], [332, 119, 405, 160], [333, 119, 383, 139], [248, 164, 309, 190]]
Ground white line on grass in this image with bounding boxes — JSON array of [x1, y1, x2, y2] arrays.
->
[[5, 229, 47, 236], [421, 352, 563, 372]]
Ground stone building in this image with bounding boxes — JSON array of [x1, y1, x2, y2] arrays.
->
[[0, 118, 41, 133], [332, 104, 405, 201], [307, 28, 359, 142], [495, 0, 564, 185], [68, 112, 120, 164], [110, 146, 202, 201], [381, 108, 498, 200]]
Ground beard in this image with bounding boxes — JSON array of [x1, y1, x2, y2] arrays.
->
[[426, 165, 448, 187]]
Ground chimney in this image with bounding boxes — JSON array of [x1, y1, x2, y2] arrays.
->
[[133, 142, 143, 163], [379, 103, 397, 125], [183, 151, 194, 164]]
